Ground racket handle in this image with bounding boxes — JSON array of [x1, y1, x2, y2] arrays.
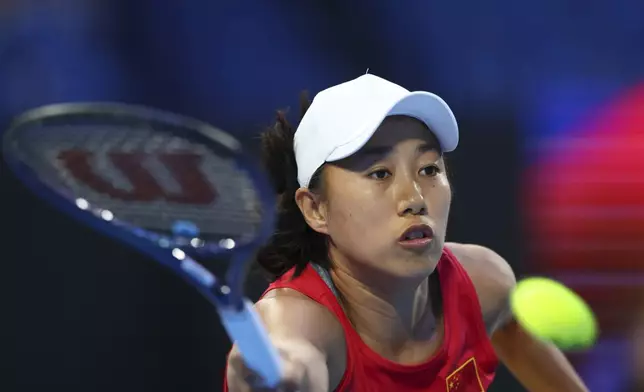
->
[[218, 299, 283, 387]]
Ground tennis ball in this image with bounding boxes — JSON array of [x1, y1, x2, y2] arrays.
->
[[510, 277, 598, 351]]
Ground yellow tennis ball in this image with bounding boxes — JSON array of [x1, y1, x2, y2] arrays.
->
[[510, 277, 598, 351]]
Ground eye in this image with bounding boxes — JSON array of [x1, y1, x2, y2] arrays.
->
[[420, 165, 441, 177], [368, 169, 391, 180]]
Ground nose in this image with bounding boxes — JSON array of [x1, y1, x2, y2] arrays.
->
[[396, 178, 427, 216]]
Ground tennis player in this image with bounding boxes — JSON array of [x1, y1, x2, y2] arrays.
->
[[225, 75, 588, 391]]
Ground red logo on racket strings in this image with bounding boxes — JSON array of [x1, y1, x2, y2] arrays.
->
[[58, 150, 218, 204]]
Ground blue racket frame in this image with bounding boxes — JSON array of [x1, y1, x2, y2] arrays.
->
[[2, 102, 283, 386]]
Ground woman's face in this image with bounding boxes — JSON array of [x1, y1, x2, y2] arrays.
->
[[298, 115, 452, 279]]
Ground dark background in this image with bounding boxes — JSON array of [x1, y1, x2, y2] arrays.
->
[[4, 1, 644, 391]]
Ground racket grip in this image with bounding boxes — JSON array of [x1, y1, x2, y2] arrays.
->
[[218, 299, 283, 387]]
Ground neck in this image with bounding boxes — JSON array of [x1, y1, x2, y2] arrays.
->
[[329, 261, 438, 353]]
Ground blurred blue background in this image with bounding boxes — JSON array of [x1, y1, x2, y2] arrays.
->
[[4, 1, 644, 391]]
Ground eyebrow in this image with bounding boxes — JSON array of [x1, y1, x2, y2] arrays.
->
[[359, 142, 441, 158]]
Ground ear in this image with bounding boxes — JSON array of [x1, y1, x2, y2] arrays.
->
[[294, 187, 329, 235]]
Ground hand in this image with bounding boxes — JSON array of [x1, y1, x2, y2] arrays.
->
[[226, 337, 329, 392]]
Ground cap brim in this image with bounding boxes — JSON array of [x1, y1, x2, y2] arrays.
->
[[326, 91, 459, 162]]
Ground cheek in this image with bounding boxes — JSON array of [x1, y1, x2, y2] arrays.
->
[[437, 177, 452, 209], [325, 189, 390, 244], [425, 177, 452, 223]]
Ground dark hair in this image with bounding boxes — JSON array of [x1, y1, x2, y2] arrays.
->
[[256, 92, 329, 281]]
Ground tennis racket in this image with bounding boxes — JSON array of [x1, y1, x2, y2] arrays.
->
[[2, 102, 283, 387]]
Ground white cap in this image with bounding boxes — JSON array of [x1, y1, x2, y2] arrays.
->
[[293, 74, 459, 187]]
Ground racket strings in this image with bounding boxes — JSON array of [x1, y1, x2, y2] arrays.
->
[[16, 121, 263, 243]]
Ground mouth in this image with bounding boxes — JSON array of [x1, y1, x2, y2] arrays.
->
[[398, 224, 434, 249]]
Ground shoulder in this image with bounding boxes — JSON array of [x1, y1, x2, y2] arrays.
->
[[444, 242, 516, 334], [256, 288, 346, 384], [257, 288, 346, 353]]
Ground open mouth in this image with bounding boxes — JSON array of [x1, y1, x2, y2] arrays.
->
[[399, 224, 434, 244], [402, 231, 430, 240]]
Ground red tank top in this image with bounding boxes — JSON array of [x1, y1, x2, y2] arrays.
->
[[224, 248, 498, 391]]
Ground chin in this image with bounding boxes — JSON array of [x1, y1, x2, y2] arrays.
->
[[378, 253, 439, 280]]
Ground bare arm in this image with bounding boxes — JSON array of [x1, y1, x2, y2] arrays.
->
[[492, 318, 588, 392], [226, 289, 345, 391], [448, 243, 589, 392]]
